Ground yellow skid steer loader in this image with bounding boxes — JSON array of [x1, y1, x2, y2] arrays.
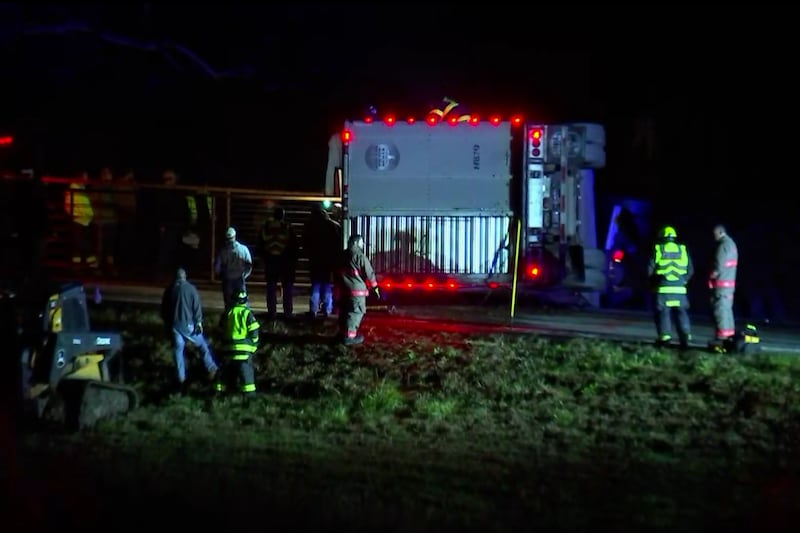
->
[[15, 282, 138, 430]]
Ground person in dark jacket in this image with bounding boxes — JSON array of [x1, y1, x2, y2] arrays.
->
[[160, 268, 218, 393], [303, 203, 341, 317], [156, 169, 191, 282], [258, 206, 299, 319], [336, 234, 380, 345]]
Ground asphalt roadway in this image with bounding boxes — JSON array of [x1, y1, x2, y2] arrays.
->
[[89, 281, 800, 355]]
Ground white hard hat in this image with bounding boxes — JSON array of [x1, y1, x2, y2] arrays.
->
[[225, 227, 236, 240]]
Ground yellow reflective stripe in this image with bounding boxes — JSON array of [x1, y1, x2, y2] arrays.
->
[[186, 196, 198, 226], [665, 300, 681, 307], [247, 321, 260, 332], [657, 286, 686, 294], [745, 335, 760, 343], [232, 354, 252, 361], [230, 343, 257, 353], [241, 383, 256, 393]]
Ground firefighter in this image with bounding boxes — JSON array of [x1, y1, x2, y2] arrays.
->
[[648, 226, 694, 349], [709, 224, 738, 343], [258, 206, 298, 320], [303, 203, 341, 317], [336, 234, 380, 346], [213, 226, 253, 310], [160, 268, 219, 394], [63, 171, 98, 271], [215, 289, 260, 398]]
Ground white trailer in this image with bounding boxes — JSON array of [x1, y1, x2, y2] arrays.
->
[[325, 113, 608, 303]]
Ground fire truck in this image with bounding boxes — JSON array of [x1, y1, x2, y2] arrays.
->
[[324, 108, 617, 306]]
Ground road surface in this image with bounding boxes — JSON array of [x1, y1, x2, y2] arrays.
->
[[95, 282, 800, 354]]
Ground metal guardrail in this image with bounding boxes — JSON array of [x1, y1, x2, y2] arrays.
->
[[43, 177, 341, 288]]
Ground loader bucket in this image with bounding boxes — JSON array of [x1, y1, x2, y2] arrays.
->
[[58, 379, 139, 431]]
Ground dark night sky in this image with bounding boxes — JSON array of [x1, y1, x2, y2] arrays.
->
[[1, 3, 797, 215]]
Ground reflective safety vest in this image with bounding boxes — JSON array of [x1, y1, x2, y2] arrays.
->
[[653, 241, 690, 294], [186, 195, 212, 227], [220, 304, 260, 360], [261, 220, 292, 256], [63, 183, 93, 227]]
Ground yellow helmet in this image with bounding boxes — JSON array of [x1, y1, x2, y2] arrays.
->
[[661, 226, 677, 239]]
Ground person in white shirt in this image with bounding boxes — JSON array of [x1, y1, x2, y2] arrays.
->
[[214, 226, 253, 309]]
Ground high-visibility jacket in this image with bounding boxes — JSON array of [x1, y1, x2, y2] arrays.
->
[[709, 235, 738, 291], [63, 183, 93, 227], [219, 304, 260, 361], [649, 240, 693, 294]]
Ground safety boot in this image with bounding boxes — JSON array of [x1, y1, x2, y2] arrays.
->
[[342, 335, 365, 346], [654, 335, 672, 348]]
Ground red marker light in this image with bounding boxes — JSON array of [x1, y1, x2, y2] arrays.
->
[[448, 115, 459, 125], [511, 115, 523, 126], [364, 116, 373, 124], [529, 127, 543, 147], [489, 116, 501, 126], [341, 129, 353, 144], [426, 114, 439, 126], [469, 115, 479, 125], [384, 115, 396, 126], [0, 136, 12, 146], [528, 265, 540, 278], [407, 117, 416, 124], [612, 250, 625, 263]]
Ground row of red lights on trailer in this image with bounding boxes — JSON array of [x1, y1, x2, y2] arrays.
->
[[343, 117, 542, 144], [363, 114, 524, 127], [378, 265, 540, 291], [380, 278, 461, 290]]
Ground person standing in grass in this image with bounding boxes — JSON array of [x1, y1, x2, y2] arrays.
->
[[335, 234, 380, 346], [160, 267, 219, 394], [215, 289, 260, 398]]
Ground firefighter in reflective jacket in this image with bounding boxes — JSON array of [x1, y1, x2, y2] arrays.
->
[[709, 224, 738, 341], [648, 226, 694, 349], [63, 174, 98, 269], [215, 290, 260, 397], [336, 234, 379, 346]]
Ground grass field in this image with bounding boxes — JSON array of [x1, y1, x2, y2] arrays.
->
[[13, 303, 800, 532]]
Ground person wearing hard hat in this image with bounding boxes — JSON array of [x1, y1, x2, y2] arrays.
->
[[647, 225, 694, 349], [214, 226, 253, 309], [214, 289, 260, 398]]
